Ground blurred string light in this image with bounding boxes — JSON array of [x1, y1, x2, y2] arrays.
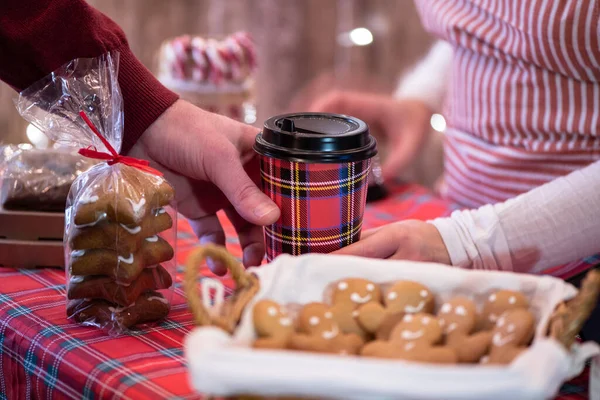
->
[[430, 113, 447, 133], [26, 123, 50, 149], [337, 27, 374, 47]]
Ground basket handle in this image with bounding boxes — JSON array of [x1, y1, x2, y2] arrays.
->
[[548, 268, 600, 348], [184, 244, 258, 332]]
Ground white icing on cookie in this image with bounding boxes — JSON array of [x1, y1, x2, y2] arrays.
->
[[145, 235, 159, 242], [440, 303, 452, 314], [337, 281, 348, 290], [366, 283, 375, 292], [404, 342, 416, 351], [127, 198, 146, 215], [446, 322, 458, 333], [279, 317, 292, 326], [76, 213, 107, 228], [404, 301, 425, 313], [322, 325, 339, 340], [120, 224, 141, 234], [71, 250, 86, 257], [324, 311, 333, 319], [420, 290, 429, 298], [492, 332, 514, 347], [455, 305, 467, 316], [79, 194, 99, 205], [309, 316, 320, 326], [118, 254, 134, 264], [509, 296, 517, 304], [401, 329, 424, 340], [489, 293, 497, 302], [387, 291, 398, 301], [350, 293, 372, 304], [267, 306, 277, 317], [403, 314, 414, 322]]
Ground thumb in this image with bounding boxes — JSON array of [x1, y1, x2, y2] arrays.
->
[[209, 154, 280, 226]]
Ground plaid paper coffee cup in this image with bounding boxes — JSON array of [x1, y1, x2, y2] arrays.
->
[[255, 113, 377, 261]]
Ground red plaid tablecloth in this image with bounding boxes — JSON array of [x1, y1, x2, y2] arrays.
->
[[0, 183, 592, 400]]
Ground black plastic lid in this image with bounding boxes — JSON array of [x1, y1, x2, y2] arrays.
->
[[254, 112, 377, 163]]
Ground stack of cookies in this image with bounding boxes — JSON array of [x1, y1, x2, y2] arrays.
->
[[66, 165, 175, 330]]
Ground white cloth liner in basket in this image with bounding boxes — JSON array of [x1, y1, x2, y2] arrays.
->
[[185, 254, 600, 400]]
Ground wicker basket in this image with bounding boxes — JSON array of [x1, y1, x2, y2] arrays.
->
[[184, 245, 600, 400]]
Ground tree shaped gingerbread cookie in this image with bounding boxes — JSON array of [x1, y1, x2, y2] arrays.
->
[[356, 280, 435, 340], [437, 296, 493, 363], [288, 302, 365, 355], [361, 313, 457, 364]]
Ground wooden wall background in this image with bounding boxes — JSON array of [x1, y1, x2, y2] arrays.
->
[[0, 0, 434, 145]]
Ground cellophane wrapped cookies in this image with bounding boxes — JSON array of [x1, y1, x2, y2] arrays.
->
[[0, 145, 93, 212], [15, 53, 177, 335]]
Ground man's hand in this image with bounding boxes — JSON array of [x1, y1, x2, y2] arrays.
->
[[310, 91, 432, 180], [129, 100, 280, 273]]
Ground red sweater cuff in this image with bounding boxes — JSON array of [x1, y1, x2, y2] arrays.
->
[[117, 45, 179, 154]]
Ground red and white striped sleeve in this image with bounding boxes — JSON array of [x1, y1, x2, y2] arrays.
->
[[430, 159, 600, 277]]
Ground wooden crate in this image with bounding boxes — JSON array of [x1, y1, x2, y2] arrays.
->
[[0, 207, 65, 268]]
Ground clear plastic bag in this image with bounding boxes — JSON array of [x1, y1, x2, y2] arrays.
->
[[15, 52, 177, 335], [0, 144, 93, 212]]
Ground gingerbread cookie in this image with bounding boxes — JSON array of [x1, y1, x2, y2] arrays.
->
[[288, 303, 364, 355], [69, 210, 173, 253], [252, 300, 294, 349], [482, 308, 536, 365], [356, 280, 435, 339], [480, 290, 529, 330], [67, 264, 173, 306], [362, 313, 457, 364], [69, 235, 174, 283], [67, 291, 170, 329], [72, 164, 175, 226], [328, 278, 382, 338], [437, 296, 492, 363]]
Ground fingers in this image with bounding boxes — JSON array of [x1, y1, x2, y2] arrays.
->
[[207, 147, 280, 227], [225, 208, 265, 268], [333, 227, 399, 259], [188, 214, 228, 275]]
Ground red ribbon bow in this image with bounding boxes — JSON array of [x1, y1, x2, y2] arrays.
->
[[77, 111, 162, 176]]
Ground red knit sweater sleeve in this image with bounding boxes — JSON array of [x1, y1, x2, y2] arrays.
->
[[0, 0, 179, 153]]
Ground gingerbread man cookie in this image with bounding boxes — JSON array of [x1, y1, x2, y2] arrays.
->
[[252, 300, 294, 349], [328, 278, 382, 338], [481, 308, 536, 365], [480, 290, 529, 330], [288, 303, 364, 355], [361, 313, 457, 364], [437, 296, 492, 363], [357, 280, 435, 340]]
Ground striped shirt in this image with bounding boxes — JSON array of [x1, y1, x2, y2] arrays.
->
[[414, 0, 600, 209]]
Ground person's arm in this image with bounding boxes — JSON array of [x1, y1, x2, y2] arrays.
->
[[431, 160, 600, 274], [394, 40, 453, 112], [0, 0, 178, 153]]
